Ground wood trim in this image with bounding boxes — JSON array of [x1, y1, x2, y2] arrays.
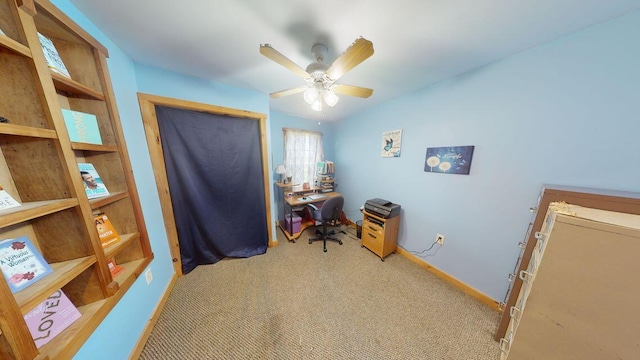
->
[[96, 51, 153, 261], [16, 0, 36, 17], [128, 273, 178, 360], [136, 92, 273, 276], [494, 184, 640, 341], [257, 113, 277, 247], [395, 246, 501, 311], [137, 94, 182, 275], [138, 93, 266, 120]]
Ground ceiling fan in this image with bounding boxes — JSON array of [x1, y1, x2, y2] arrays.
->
[[260, 37, 374, 112]]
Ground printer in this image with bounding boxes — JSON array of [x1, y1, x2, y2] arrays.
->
[[364, 198, 401, 219]]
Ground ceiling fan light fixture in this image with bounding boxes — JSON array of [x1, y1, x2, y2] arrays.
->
[[323, 90, 339, 107], [311, 99, 323, 112], [260, 38, 374, 112], [303, 87, 318, 104]]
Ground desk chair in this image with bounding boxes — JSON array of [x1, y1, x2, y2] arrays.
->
[[308, 195, 344, 252]]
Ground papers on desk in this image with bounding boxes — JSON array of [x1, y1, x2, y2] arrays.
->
[[297, 194, 326, 201]]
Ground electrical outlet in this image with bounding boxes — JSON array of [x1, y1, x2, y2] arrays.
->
[[145, 268, 153, 285], [436, 234, 445, 245]]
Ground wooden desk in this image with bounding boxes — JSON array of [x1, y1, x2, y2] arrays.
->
[[276, 182, 327, 194], [285, 191, 341, 207], [277, 188, 342, 242]]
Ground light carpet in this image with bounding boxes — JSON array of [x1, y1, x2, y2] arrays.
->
[[139, 225, 501, 359]]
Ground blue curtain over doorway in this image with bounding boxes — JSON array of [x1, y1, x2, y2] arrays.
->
[[156, 106, 268, 274]]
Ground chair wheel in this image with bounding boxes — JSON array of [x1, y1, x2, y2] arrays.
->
[[339, 241, 343, 245], [323, 248, 327, 252], [308, 240, 312, 244]]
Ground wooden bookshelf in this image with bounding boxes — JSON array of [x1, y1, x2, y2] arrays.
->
[[0, 1, 153, 358]]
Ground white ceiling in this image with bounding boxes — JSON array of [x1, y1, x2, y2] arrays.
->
[[69, 0, 640, 122]]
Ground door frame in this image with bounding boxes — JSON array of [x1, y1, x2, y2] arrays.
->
[[137, 93, 274, 276]]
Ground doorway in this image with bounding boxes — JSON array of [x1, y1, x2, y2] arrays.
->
[[137, 93, 274, 276]]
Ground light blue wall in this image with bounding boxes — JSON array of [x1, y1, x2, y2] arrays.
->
[[133, 65, 268, 115], [334, 9, 640, 301]]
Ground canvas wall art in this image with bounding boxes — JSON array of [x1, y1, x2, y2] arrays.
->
[[381, 129, 402, 157], [424, 146, 475, 175]]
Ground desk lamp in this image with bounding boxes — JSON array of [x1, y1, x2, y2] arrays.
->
[[275, 164, 287, 184]]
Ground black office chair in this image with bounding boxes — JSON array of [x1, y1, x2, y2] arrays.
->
[[308, 195, 344, 252]]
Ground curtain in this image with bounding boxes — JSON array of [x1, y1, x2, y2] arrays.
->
[[156, 106, 268, 274], [283, 128, 324, 185]]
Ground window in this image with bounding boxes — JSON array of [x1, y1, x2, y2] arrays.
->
[[283, 128, 324, 185]]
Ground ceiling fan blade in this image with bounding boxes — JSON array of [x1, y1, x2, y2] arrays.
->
[[270, 86, 307, 98], [332, 84, 373, 98], [326, 37, 374, 81], [260, 44, 310, 80]]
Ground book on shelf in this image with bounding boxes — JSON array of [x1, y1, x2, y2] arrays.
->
[[316, 161, 335, 175], [326, 161, 335, 174], [23, 289, 81, 348], [61, 109, 103, 145], [0, 236, 53, 293], [0, 185, 21, 210], [78, 163, 110, 199], [37, 32, 71, 78], [107, 258, 124, 277], [93, 212, 120, 248]]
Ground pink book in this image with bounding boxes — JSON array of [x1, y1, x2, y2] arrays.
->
[[23, 289, 82, 348]]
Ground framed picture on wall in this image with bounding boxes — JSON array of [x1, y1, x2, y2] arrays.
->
[[424, 145, 475, 175], [382, 129, 402, 157]]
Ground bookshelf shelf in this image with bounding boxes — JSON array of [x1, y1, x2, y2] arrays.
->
[[0, 34, 32, 57], [71, 142, 119, 152], [104, 232, 140, 259], [0, 123, 58, 138], [0, 198, 79, 228], [88, 190, 129, 209], [15, 256, 96, 314], [113, 258, 147, 285], [51, 71, 105, 100]]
